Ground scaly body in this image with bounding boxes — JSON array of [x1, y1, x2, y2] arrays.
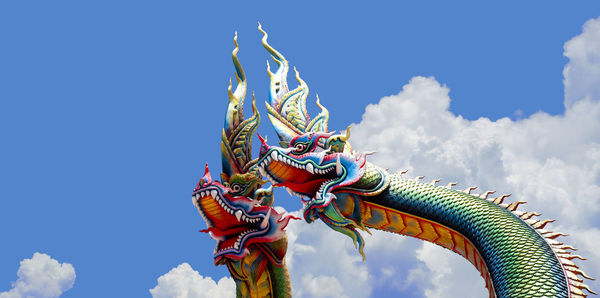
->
[[337, 163, 572, 297]]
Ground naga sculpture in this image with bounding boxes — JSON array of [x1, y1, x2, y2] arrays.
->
[[254, 24, 596, 298], [192, 33, 296, 297]]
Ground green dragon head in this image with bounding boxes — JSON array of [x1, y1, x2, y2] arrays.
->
[[193, 33, 297, 272]]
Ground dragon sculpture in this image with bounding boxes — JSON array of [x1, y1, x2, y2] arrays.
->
[[192, 33, 297, 298], [253, 24, 596, 298]]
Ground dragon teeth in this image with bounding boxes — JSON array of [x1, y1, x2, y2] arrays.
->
[[235, 210, 242, 222], [260, 209, 271, 229], [336, 155, 342, 176], [210, 190, 218, 198]]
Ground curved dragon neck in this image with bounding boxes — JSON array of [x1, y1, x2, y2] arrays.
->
[[333, 162, 588, 298], [226, 242, 292, 298]]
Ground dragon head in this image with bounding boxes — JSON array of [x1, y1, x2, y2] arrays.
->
[[257, 129, 374, 258], [193, 32, 297, 267], [193, 164, 296, 265], [256, 25, 367, 215], [255, 25, 391, 258], [257, 128, 367, 221]]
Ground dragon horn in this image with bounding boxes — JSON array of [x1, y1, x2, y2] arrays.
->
[[340, 125, 351, 142], [225, 31, 246, 136], [258, 22, 289, 109], [259, 23, 329, 145], [257, 133, 267, 145], [221, 34, 261, 179], [305, 94, 329, 134], [202, 164, 213, 183]]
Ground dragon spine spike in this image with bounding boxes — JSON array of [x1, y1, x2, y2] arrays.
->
[[505, 201, 526, 211], [571, 281, 597, 295], [520, 211, 541, 220], [569, 268, 595, 280], [547, 238, 564, 246], [562, 258, 579, 268], [563, 255, 587, 261], [479, 190, 495, 199], [464, 186, 478, 194], [533, 219, 555, 229], [413, 176, 425, 181], [445, 182, 457, 189], [430, 179, 441, 185], [557, 244, 578, 251], [544, 232, 568, 239], [491, 193, 512, 205], [567, 271, 585, 282]]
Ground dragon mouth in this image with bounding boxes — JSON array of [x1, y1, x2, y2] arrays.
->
[[192, 186, 275, 262], [256, 147, 370, 257], [257, 149, 342, 201]]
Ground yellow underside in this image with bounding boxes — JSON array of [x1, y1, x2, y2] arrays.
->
[[227, 248, 274, 298], [335, 198, 495, 298]]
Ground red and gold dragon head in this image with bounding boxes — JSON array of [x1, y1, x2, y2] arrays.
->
[[192, 33, 297, 271]]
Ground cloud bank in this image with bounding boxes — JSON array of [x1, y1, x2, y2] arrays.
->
[[0, 253, 76, 298], [564, 16, 600, 108]]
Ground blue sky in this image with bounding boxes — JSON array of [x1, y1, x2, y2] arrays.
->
[[1, 2, 599, 297]]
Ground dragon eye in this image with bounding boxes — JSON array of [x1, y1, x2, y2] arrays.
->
[[294, 143, 306, 152], [231, 184, 241, 192]]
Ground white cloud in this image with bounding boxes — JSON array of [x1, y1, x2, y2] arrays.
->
[[149, 263, 235, 298], [285, 217, 371, 298], [0, 253, 75, 298], [299, 274, 347, 298], [564, 16, 600, 107], [415, 243, 487, 298], [286, 213, 434, 297]]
